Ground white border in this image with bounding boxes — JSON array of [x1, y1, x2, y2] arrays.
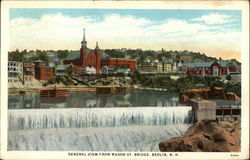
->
[[1, 1, 249, 160]]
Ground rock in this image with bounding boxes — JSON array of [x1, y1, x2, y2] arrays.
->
[[179, 88, 240, 103], [159, 120, 240, 152], [226, 92, 241, 101]]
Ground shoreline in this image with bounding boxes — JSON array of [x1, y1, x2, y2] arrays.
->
[[8, 86, 169, 96]]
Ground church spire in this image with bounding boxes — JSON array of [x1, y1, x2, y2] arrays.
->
[[83, 28, 86, 41], [95, 41, 99, 49], [81, 28, 87, 48]]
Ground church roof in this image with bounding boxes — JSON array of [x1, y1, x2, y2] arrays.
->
[[101, 52, 110, 59], [64, 49, 92, 61]]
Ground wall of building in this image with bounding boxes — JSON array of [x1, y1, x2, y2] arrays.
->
[[63, 34, 136, 74], [35, 66, 54, 80], [23, 62, 35, 81], [8, 61, 23, 83], [138, 62, 172, 73], [101, 59, 136, 72], [186, 62, 238, 76]]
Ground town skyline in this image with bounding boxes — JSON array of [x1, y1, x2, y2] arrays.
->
[[10, 9, 241, 61]]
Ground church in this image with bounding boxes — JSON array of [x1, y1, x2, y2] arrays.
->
[[63, 29, 136, 74]]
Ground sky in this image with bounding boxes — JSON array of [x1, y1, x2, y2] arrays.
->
[[9, 9, 241, 60]]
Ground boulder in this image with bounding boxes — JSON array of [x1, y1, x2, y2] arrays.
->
[[226, 92, 241, 101], [159, 120, 240, 152], [179, 88, 240, 103]]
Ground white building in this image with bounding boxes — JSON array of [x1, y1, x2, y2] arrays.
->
[[8, 61, 24, 85]]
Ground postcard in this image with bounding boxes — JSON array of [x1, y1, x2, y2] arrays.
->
[[1, 0, 249, 160]]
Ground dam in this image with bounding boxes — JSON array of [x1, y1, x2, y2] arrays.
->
[[8, 90, 240, 151], [8, 107, 192, 151]]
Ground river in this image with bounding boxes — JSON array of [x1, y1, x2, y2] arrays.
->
[[7, 89, 239, 151]]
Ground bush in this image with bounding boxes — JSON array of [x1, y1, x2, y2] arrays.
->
[[133, 75, 241, 97]]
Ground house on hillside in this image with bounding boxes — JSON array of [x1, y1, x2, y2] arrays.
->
[[55, 64, 73, 76], [186, 61, 238, 76], [101, 66, 115, 74]]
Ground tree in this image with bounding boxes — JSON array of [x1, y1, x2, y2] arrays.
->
[[226, 75, 232, 81], [67, 65, 74, 76], [57, 50, 69, 59], [37, 50, 49, 63], [176, 55, 181, 59]]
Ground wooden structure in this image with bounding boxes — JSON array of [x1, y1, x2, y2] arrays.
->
[[96, 87, 133, 94], [40, 88, 68, 97], [216, 105, 241, 122]]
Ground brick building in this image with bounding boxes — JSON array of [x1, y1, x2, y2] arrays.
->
[[63, 29, 136, 74], [186, 61, 238, 76], [101, 58, 136, 72], [23, 61, 35, 81], [34, 60, 54, 80]]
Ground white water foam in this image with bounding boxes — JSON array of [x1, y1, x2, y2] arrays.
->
[[8, 125, 189, 151], [8, 107, 192, 130]]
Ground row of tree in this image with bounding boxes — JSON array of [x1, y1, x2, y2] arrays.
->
[[8, 49, 69, 64], [8, 48, 241, 66], [129, 70, 241, 97], [104, 49, 224, 64]]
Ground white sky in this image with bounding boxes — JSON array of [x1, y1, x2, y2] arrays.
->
[[9, 11, 241, 60]]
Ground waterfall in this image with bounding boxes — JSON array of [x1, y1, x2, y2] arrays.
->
[[8, 125, 189, 151], [8, 107, 193, 130]]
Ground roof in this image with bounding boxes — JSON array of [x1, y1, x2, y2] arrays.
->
[[55, 65, 70, 71], [23, 60, 33, 63], [101, 52, 110, 59], [34, 60, 44, 63], [188, 62, 213, 67], [162, 58, 173, 63], [117, 68, 130, 73], [64, 49, 92, 61], [188, 61, 233, 68], [218, 62, 229, 67], [36, 66, 52, 69], [107, 58, 136, 61], [64, 50, 81, 61]]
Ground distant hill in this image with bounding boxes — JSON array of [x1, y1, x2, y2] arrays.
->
[[8, 48, 241, 65]]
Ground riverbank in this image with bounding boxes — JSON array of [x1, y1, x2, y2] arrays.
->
[[8, 88, 39, 96], [159, 120, 240, 152], [8, 84, 169, 96]]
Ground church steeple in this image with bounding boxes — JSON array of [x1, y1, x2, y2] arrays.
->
[[81, 28, 87, 48], [95, 41, 99, 49]]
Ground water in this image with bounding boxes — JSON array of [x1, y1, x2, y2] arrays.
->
[[8, 107, 193, 151], [8, 90, 181, 109], [8, 125, 189, 151], [8, 107, 193, 130], [8, 90, 240, 109], [8, 90, 195, 151]]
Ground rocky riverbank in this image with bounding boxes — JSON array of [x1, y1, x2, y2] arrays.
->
[[179, 88, 241, 103], [159, 120, 240, 152]]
